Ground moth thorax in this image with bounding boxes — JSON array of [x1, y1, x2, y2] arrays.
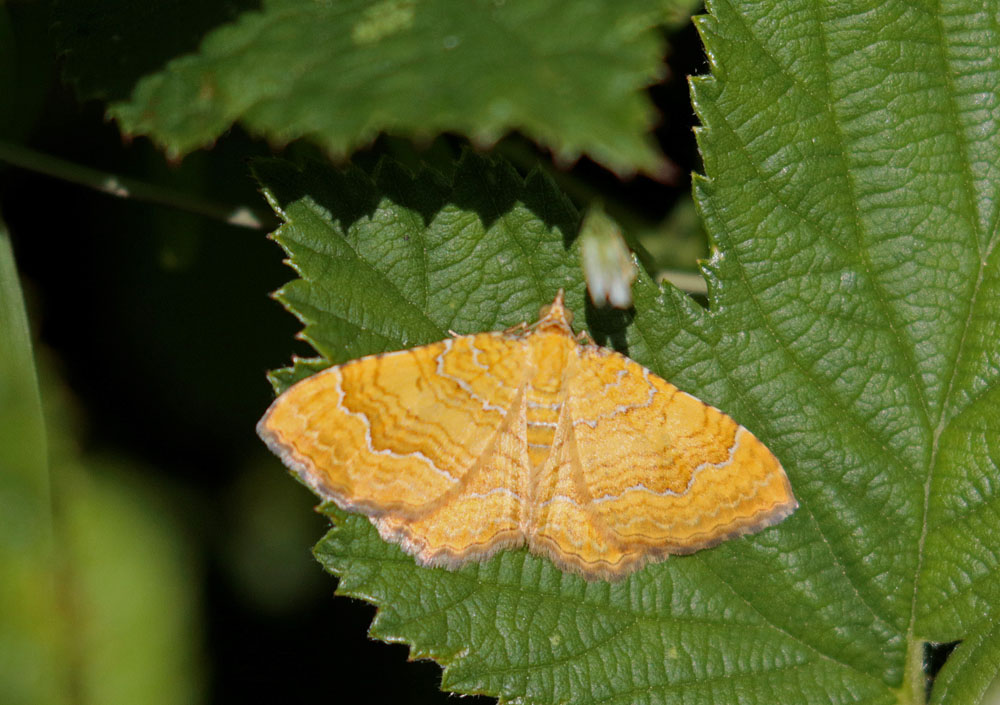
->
[[529, 333, 574, 394]]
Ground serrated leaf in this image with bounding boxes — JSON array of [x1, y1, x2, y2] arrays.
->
[[691, 0, 1000, 698], [63, 0, 673, 175], [255, 1, 1000, 702], [255, 151, 584, 389], [258, 151, 895, 704]]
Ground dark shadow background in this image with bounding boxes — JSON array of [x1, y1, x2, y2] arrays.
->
[[1, 4, 708, 703]]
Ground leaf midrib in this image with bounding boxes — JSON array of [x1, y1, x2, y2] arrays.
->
[[906, 1, 1000, 654]]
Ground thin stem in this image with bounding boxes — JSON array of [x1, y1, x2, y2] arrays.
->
[[0, 141, 276, 230]]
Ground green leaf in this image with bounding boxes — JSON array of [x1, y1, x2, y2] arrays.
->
[[0, 218, 64, 705], [80, 0, 669, 175], [690, 0, 1000, 698], [255, 0, 1000, 702], [257, 150, 893, 703]]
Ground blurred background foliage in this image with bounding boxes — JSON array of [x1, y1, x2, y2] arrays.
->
[[0, 2, 707, 703]]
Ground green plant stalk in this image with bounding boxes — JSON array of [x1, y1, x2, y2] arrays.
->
[[0, 141, 273, 230]]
